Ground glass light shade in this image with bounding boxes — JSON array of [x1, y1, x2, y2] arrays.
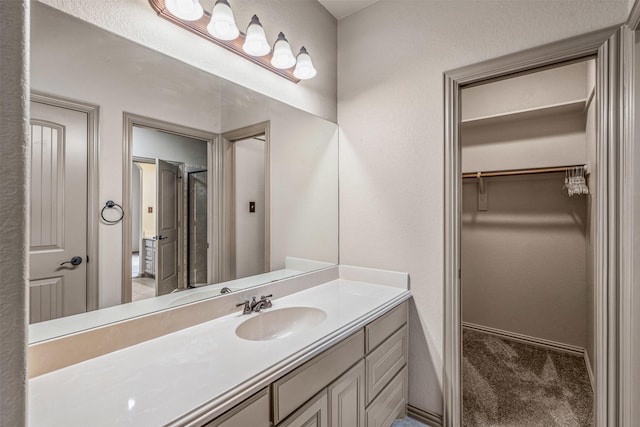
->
[[271, 33, 296, 69], [242, 15, 271, 57], [293, 47, 317, 80], [206, 0, 239, 41], [165, 0, 204, 21]]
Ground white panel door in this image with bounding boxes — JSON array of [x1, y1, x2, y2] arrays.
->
[[29, 101, 88, 323], [156, 159, 179, 296]]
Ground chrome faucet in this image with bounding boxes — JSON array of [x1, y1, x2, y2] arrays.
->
[[236, 294, 273, 314], [250, 294, 273, 312]]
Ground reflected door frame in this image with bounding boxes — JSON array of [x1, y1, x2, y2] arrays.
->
[[122, 113, 220, 304], [443, 26, 627, 427], [222, 121, 271, 281], [30, 92, 100, 313]]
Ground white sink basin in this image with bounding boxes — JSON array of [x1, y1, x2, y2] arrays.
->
[[235, 307, 327, 341]]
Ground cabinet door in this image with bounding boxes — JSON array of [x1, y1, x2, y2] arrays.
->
[[329, 360, 365, 427], [205, 388, 270, 427], [279, 390, 328, 427]]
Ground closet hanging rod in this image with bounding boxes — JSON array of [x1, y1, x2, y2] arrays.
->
[[462, 164, 588, 179]]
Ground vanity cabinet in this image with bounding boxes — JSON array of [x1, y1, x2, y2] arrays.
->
[[205, 301, 408, 427]]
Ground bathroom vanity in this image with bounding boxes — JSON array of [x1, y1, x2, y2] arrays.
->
[[208, 301, 407, 427], [29, 270, 410, 427]]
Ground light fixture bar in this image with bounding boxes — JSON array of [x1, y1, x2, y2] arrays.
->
[[149, 0, 301, 83]]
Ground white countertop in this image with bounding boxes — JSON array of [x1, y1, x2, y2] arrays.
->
[[29, 279, 410, 426]]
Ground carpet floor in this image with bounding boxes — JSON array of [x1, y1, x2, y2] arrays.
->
[[463, 329, 593, 427]]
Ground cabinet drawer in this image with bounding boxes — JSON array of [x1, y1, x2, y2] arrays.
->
[[144, 239, 155, 248], [365, 302, 407, 353], [204, 388, 270, 427], [365, 367, 408, 427], [273, 329, 365, 424], [144, 261, 154, 273], [366, 325, 407, 404], [278, 390, 328, 427]]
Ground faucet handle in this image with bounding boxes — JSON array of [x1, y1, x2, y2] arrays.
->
[[261, 294, 273, 308], [236, 300, 251, 314]]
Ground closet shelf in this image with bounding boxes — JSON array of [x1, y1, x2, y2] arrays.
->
[[461, 99, 587, 128]]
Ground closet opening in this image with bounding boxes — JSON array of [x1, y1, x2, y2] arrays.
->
[[460, 58, 596, 426]]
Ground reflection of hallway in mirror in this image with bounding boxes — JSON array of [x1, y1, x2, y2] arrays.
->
[[132, 278, 155, 301], [132, 252, 156, 301]]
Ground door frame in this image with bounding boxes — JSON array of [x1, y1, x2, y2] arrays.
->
[[222, 121, 271, 280], [443, 26, 626, 426], [122, 113, 220, 304], [30, 92, 100, 312]]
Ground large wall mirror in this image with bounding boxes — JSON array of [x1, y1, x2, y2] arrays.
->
[[28, 3, 338, 343]]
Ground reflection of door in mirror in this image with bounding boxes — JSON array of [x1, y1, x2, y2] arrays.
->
[[129, 125, 209, 301], [188, 170, 208, 286], [29, 100, 89, 323]]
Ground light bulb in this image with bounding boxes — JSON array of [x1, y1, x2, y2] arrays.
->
[[206, 0, 239, 41], [242, 15, 271, 57], [165, 0, 204, 21], [270, 33, 296, 69], [293, 47, 317, 80]]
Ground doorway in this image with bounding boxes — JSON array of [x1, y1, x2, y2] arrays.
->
[[122, 113, 219, 304], [443, 27, 623, 427], [460, 59, 595, 425]]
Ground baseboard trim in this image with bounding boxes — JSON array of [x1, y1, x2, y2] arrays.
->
[[407, 404, 443, 427], [583, 349, 595, 392], [462, 322, 584, 356]]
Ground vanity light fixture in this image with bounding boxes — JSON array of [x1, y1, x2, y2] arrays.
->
[[149, 0, 316, 82], [293, 47, 317, 80], [165, 0, 203, 21], [206, 0, 239, 41], [242, 15, 271, 57], [271, 33, 296, 69]]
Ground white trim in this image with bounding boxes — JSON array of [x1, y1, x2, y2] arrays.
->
[[462, 322, 584, 356], [618, 23, 637, 427], [585, 348, 596, 393], [30, 92, 100, 312], [443, 26, 621, 427], [407, 405, 443, 427]]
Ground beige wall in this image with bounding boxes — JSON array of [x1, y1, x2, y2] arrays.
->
[[462, 175, 588, 348], [0, 1, 28, 425], [138, 163, 157, 239], [337, 0, 628, 414], [235, 138, 266, 279]]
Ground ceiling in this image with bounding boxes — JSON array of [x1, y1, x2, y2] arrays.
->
[[316, 0, 381, 20]]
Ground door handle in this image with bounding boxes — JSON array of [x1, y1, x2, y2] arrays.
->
[[157, 235, 168, 240], [60, 256, 83, 266]]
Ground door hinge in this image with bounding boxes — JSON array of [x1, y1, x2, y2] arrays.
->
[[459, 269, 461, 279]]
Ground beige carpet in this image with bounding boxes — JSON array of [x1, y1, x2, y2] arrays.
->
[[463, 329, 593, 427]]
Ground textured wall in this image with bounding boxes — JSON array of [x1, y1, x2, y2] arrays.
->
[[0, 0, 28, 425], [337, 0, 629, 414], [37, 0, 337, 122], [462, 175, 588, 348]]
